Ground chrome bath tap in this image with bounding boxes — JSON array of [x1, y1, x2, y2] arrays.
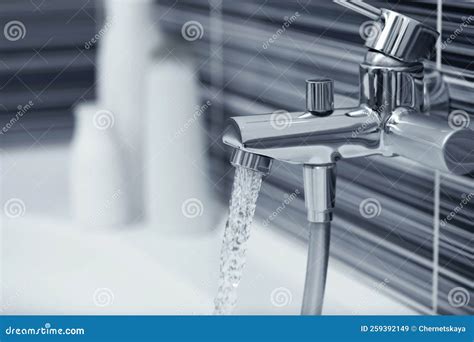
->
[[222, 0, 474, 315]]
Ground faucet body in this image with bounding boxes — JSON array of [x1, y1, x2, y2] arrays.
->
[[222, 1, 474, 315], [224, 50, 474, 176]]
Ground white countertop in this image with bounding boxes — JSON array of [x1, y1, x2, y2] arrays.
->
[[0, 144, 418, 315]]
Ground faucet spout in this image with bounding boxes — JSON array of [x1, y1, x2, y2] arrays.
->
[[229, 148, 273, 175], [223, 106, 382, 165]]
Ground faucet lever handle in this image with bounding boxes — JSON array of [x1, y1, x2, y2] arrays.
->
[[333, 0, 381, 20], [334, 0, 439, 62]]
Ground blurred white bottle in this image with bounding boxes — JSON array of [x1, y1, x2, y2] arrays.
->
[[70, 103, 133, 228], [97, 0, 161, 221], [145, 46, 217, 233]]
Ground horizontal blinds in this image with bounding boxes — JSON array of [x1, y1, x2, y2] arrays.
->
[[0, 0, 96, 144]]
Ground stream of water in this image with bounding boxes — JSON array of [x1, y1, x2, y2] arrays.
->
[[214, 166, 264, 315]]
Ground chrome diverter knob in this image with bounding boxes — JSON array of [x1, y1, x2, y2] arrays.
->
[[306, 79, 334, 115]]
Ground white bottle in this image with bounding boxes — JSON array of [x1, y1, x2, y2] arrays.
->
[[70, 103, 133, 228], [97, 0, 161, 221], [145, 46, 217, 233]]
